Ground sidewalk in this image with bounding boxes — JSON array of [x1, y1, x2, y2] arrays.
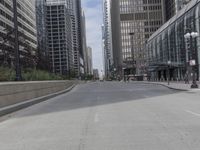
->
[[134, 81, 200, 91]]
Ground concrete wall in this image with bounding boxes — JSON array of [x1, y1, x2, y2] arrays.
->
[[0, 81, 74, 108]]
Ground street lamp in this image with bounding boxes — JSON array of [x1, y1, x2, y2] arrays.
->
[[129, 32, 135, 75], [113, 68, 116, 80], [167, 60, 171, 85], [122, 67, 126, 82], [184, 31, 199, 88], [13, 0, 22, 81]]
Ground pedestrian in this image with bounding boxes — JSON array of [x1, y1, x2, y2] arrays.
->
[[127, 76, 130, 82], [184, 73, 189, 84]]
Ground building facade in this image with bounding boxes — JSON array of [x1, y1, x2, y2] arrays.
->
[[164, 0, 192, 21], [81, 10, 88, 75], [102, 0, 113, 79], [147, 0, 200, 81], [0, 0, 37, 67], [110, 0, 123, 77], [87, 46, 93, 75], [37, 0, 85, 77], [46, 0, 73, 75], [36, 0, 48, 70], [119, 0, 164, 76], [73, 0, 84, 76]]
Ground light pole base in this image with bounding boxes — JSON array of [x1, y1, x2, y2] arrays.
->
[[15, 75, 22, 81], [191, 84, 199, 89]]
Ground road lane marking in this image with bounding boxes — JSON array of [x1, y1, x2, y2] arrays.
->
[[185, 110, 200, 117], [94, 114, 99, 123]]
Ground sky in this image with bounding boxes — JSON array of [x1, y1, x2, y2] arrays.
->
[[82, 0, 103, 72]]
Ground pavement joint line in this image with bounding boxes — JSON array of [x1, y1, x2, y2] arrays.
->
[[185, 110, 200, 117], [94, 113, 99, 123], [0, 84, 76, 117]]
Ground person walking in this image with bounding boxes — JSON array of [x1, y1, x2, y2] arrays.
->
[[184, 72, 189, 84]]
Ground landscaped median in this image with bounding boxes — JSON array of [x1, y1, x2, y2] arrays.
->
[[0, 80, 77, 116], [133, 81, 199, 91]]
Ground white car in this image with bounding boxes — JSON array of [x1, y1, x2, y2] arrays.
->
[[99, 76, 104, 82]]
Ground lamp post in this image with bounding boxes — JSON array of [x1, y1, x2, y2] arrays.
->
[[122, 67, 126, 82], [167, 60, 171, 85], [184, 31, 199, 88], [129, 32, 135, 75], [113, 68, 116, 80], [13, 0, 22, 81]]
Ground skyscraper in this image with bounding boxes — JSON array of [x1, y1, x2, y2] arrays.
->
[[87, 47, 93, 75], [73, 0, 84, 76], [36, 0, 85, 77], [110, 0, 123, 77], [45, 0, 73, 75], [116, 0, 164, 76], [102, 0, 113, 79], [66, 0, 81, 77], [36, 0, 48, 70], [81, 10, 88, 75]]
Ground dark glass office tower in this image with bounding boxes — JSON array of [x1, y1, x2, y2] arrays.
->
[[119, 0, 164, 76]]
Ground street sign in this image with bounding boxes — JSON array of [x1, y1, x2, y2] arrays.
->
[[190, 60, 196, 66]]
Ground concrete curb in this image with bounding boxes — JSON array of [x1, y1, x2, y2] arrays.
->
[[134, 82, 189, 91], [0, 84, 76, 117]]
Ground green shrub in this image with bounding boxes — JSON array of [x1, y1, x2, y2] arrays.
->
[[22, 69, 65, 81], [0, 67, 15, 81], [0, 66, 67, 81]]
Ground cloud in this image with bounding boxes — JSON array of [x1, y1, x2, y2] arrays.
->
[[82, 0, 103, 71]]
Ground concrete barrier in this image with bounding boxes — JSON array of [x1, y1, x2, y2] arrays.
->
[[0, 80, 75, 109]]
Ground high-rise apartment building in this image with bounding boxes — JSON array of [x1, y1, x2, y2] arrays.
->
[[63, 0, 84, 77], [73, 0, 84, 76], [119, 0, 164, 75], [46, 0, 73, 75], [102, 0, 113, 78], [0, 0, 37, 67], [36, 0, 85, 77]]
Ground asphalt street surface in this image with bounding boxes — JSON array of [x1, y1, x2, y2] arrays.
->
[[0, 82, 200, 150]]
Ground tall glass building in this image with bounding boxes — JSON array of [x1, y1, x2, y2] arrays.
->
[[102, 0, 113, 78], [73, 0, 84, 76], [147, 0, 200, 81], [110, 0, 123, 77], [119, 0, 164, 76]]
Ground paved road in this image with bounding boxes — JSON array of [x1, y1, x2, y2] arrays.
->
[[0, 82, 200, 150]]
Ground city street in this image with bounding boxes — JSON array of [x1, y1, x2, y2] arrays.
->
[[0, 82, 200, 150]]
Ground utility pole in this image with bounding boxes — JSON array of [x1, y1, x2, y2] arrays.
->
[[13, 0, 22, 81]]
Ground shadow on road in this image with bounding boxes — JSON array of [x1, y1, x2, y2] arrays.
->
[[14, 82, 180, 118]]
